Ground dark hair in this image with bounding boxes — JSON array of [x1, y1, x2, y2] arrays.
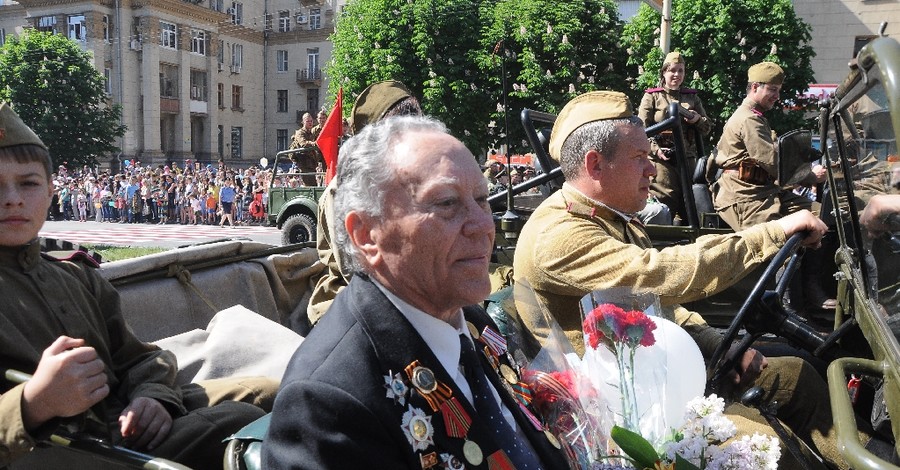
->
[[384, 96, 423, 119], [0, 144, 52, 181]]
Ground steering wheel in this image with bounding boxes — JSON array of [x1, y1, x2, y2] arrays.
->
[[706, 232, 807, 393]]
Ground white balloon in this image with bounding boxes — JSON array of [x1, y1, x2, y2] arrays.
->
[[259, 157, 269, 168], [582, 316, 705, 446]]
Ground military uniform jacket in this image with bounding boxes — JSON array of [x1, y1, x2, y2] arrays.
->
[[512, 183, 787, 357], [263, 275, 569, 470], [714, 97, 782, 206], [638, 87, 712, 160], [307, 180, 345, 326], [0, 241, 184, 465]]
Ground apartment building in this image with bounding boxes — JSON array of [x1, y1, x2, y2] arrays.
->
[[0, 0, 342, 168]]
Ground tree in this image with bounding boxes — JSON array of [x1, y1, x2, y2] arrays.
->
[[0, 31, 125, 169], [327, 0, 629, 157], [621, 0, 816, 142]]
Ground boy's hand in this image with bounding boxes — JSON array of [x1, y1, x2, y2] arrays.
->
[[22, 336, 109, 430], [118, 397, 173, 451]]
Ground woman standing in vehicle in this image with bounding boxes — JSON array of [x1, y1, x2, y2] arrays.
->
[[638, 51, 713, 224]]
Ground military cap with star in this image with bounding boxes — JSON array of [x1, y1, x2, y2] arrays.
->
[[350, 80, 414, 134], [0, 102, 46, 150], [548, 91, 634, 162], [748, 61, 785, 85]]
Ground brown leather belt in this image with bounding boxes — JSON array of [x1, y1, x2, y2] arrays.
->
[[722, 161, 772, 185]]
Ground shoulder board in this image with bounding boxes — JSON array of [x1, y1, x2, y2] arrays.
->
[[644, 87, 665, 93], [750, 108, 764, 117], [42, 250, 101, 268], [680, 88, 698, 94]]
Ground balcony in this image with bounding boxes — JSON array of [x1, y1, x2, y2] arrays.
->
[[296, 68, 322, 85]]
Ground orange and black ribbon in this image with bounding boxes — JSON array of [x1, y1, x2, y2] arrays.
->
[[405, 360, 453, 412], [440, 397, 472, 439]]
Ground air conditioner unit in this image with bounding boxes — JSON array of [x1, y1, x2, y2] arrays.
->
[[129, 39, 141, 51], [230, 64, 241, 74], [296, 15, 307, 24], [217, 62, 224, 72], [226, 7, 235, 15]]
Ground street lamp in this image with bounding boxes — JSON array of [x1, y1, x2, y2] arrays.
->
[[498, 40, 521, 240]]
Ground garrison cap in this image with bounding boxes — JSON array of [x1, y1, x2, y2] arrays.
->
[[549, 91, 634, 161], [0, 103, 46, 150], [350, 80, 413, 134], [663, 51, 684, 65], [748, 61, 785, 85]]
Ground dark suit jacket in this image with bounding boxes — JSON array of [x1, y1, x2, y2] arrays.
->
[[262, 274, 569, 469]]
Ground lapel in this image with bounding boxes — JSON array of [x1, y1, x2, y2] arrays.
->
[[345, 276, 568, 470]]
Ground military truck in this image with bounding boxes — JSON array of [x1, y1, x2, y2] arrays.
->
[[266, 148, 327, 245]]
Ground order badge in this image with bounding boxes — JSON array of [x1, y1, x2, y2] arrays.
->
[[462, 440, 483, 466]]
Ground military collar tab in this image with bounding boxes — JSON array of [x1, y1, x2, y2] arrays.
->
[[563, 185, 634, 223], [644, 87, 665, 93]]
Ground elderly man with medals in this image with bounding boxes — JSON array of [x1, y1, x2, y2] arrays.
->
[[263, 115, 569, 469]]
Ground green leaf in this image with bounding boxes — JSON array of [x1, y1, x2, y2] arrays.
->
[[611, 425, 660, 469], [674, 454, 702, 470]]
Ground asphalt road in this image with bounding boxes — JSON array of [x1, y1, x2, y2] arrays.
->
[[39, 219, 283, 249]]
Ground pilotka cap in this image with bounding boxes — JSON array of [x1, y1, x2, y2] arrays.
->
[[748, 61, 785, 85], [350, 80, 413, 134], [0, 103, 46, 150], [549, 91, 634, 162], [663, 51, 684, 65]]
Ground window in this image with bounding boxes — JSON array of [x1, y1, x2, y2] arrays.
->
[[67, 15, 86, 42], [276, 129, 289, 152], [278, 11, 291, 32], [160, 21, 177, 49], [37, 16, 56, 33], [0, 29, 6, 46], [854, 36, 876, 58], [159, 64, 178, 98], [191, 29, 207, 55], [230, 2, 243, 25], [231, 127, 243, 158], [307, 48, 319, 78], [307, 88, 319, 113], [103, 16, 110, 42], [217, 83, 225, 108], [309, 8, 321, 30], [231, 43, 243, 72], [232, 85, 243, 110], [277, 90, 288, 112], [190, 70, 208, 101], [276, 50, 288, 73], [103, 68, 111, 95], [210, 0, 224, 12], [217, 40, 224, 64]]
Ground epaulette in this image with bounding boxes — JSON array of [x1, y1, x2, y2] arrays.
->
[[644, 87, 665, 93], [42, 250, 101, 268], [750, 107, 764, 117], [680, 88, 698, 94]]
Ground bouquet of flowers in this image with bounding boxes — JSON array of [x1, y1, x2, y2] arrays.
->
[[612, 395, 781, 470]]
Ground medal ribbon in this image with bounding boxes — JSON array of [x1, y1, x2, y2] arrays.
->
[[405, 361, 453, 412], [486, 451, 515, 470], [511, 382, 533, 406], [440, 397, 472, 439], [480, 326, 508, 356]]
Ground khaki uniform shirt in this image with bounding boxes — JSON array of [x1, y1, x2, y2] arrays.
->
[[638, 87, 712, 160], [714, 97, 781, 205], [289, 127, 318, 150], [0, 242, 183, 465], [308, 181, 347, 324], [513, 183, 786, 357]]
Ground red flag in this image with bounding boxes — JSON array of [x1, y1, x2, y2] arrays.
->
[[316, 87, 343, 185]]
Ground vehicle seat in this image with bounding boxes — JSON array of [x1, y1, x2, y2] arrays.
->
[[692, 152, 729, 229], [535, 126, 563, 195]]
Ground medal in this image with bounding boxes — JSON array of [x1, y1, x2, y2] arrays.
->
[[401, 406, 434, 451], [480, 325, 508, 356], [499, 364, 518, 384], [405, 361, 453, 412], [466, 321, 480, 340], [383, 370, 409, 406], [462, 440, 483, 466], [440, 453, 465, 470], [486, 450, 514, 470], [545, 429, 562, 449], [411, 366, 438, 393], [440, 397, 472, 439], [419, 451, 438, 469]]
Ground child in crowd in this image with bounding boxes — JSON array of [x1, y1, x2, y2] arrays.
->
[[190, 193, 201, 225], [205, 190, 217, 225]]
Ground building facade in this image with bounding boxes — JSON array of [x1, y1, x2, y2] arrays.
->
[[0, 0, 342, 168]]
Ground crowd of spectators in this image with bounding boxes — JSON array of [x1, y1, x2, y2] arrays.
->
[[46, 159, 298, 227]]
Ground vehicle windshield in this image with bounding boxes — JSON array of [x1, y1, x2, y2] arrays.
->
[[827, 75, 900, 317]]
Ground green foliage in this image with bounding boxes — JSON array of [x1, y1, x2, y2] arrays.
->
[[0, 31, 125, 169], [611, 425, 703, 470], [622, 0, 816, 144], [328, 0, 628, 156]]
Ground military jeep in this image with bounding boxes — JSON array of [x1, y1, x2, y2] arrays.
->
[[266, 148, 327, 245]]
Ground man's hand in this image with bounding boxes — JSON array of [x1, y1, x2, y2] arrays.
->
[[775, 209, 827, 248], [860, 194, 900, 236], [22, 336, 110, 431], [811, 164, 827, 184], [727, 346, 768, 386], [118, 397, 173, 451]]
